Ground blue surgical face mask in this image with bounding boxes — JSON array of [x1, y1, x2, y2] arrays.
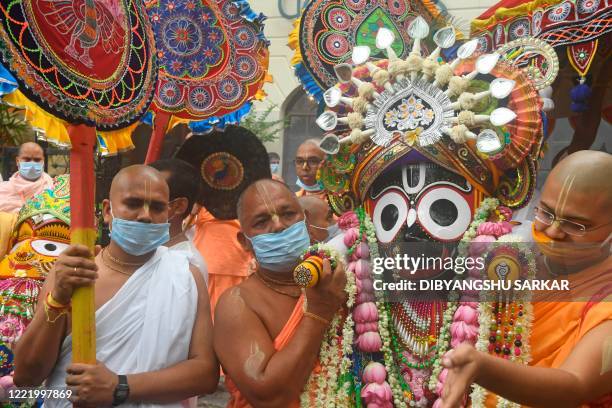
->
[[270, 163, 279, 173], [310, 223, 341, 243], [246, 220, 311, 273], [326, 223, 341, 241], [296, 177, 321, 192], [110, 206, 170, 256], [19, 161, 43, 181]]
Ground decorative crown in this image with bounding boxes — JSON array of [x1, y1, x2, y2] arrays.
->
[[314, 17, 558, 214]]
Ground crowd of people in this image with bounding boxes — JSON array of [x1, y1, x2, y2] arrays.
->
[[0, 137, 610, 407]]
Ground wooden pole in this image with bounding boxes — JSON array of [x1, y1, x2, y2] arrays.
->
[[68, 124, 97, 364], [144, 111, 171, 164]]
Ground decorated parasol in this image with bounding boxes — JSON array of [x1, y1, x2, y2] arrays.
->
[[471, 0, 612, 161], [143, 0, 270, 163], [0, 0, 158, 363]]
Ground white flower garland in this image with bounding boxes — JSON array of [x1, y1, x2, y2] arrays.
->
[[300, 244, 357, 408]]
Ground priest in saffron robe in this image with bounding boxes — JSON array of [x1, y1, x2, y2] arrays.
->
[[13, 165, 219, 407], [213, 179, 347, 407], [440, 151, 612, 408]]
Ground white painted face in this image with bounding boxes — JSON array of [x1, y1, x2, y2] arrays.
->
[[368, 162, 475, 244]]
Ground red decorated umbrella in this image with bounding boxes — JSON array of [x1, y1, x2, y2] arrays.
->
[[143, 0, 270, 163], [471, 0, 612, 161], [0, 0, 157, 363]]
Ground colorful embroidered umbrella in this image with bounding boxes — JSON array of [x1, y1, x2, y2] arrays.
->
[[143, 0, 270, 163], [471, 0, 612, 160], [288, 0, 450, 102], [0, 0, 158, 363]]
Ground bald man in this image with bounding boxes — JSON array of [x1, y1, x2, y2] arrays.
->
[[214, 179, 346, 407], [299, 195, 337, 243], [0, 142, 53, 213], [294, 139, 325, 199], [441, 151, 612, 408], [14, 165, 219, 407]]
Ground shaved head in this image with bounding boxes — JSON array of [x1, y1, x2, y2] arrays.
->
[[537, 150, 612, 244], [299, 195, 333, 243], [548, 150, 612, 209], [237, 179, 294, 224], [299, 196, 329, 216], [109, 165, 169, 201], [295, 138, 325, 187], [104, 165, 170, 225]]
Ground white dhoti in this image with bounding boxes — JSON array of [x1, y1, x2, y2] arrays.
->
[[44, 247, 197, 408]]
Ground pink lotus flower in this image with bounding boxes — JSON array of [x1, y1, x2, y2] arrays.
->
[[339, 211, 360, 230], [343, 228, 360, 247], [361, 381, 393, 407], [356, 331, 382, 352], [468, 234, 496, 256], [450, 322, 479, 347], [356, 292, 376, 304], [453, 304, 478, 325], [353, 302, 379, 323], [477, 221, 513, 238], [362, 362, 387, 384], [356, 321, 379, 334], [355, 243, 370, 259], [357, 278, 374, 294], [355, 260, 371, 279]]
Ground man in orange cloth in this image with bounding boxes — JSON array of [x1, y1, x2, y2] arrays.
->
[[192, 206, 252, 318], [214, 179, 347, 407], [441, 151, 612, 408], [14, 165, 219, 407], [294, 139, 326, 199], [0, 142, 53, 213]]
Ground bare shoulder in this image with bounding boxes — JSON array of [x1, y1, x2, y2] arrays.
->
[[189, 265, 206, 291], [214, 278, 262, 328]]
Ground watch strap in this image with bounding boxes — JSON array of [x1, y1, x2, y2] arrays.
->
[[112, 374, 130, 406]]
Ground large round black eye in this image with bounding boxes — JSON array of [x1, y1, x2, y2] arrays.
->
[[31, 239, 69, 256], [373, 191, 408, 243], [417, 187, 471, 241], [44, 243, 58, 252], [430, 199, 458, 227], [381, 205, 399, 231]]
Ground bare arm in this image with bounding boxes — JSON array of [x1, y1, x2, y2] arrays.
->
[[441, 320, 612, 408], [127, 266, 220, 402], [14, 245, 97, 386], [214, 290, 326, 408], [214, 259, 346, 408]]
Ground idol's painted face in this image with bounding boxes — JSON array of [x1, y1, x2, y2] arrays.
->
[[0, 216, 70, 279], [366, 161, 477, 278]]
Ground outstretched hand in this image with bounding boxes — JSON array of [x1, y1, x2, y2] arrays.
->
[[441, 343, 480, 408]]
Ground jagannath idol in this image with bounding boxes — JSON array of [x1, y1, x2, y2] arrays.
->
[[0, 175, 70, 395], [290, 3, 559, 407]]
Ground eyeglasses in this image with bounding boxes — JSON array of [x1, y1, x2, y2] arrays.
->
[[533, 206, 611, 236], [294, 158, 322, 167]]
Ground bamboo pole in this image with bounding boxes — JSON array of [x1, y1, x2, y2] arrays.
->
[[68, 124, 97, 364]]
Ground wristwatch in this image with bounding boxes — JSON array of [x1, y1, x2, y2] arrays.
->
[[112, 375, 130, 406]]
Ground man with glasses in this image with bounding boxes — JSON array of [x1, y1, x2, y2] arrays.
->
[[440, 150, 612, 408], [294, 139, 326, 200]]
